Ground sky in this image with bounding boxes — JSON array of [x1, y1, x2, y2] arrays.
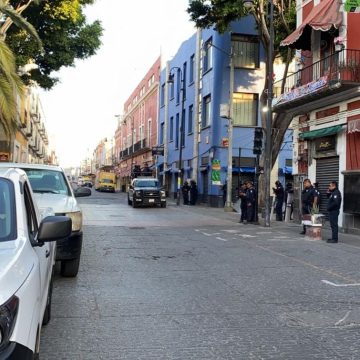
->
[[40, 0, 196, 167]]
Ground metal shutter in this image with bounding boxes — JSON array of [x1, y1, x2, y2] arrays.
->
[[316, 156, 339, 216]]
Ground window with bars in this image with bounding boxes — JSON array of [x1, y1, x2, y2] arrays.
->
[[232, 34, 259, 69], [233, 93, 258, 126]]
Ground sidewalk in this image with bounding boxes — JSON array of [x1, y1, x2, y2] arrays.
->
[[167, 197, 360, 246]]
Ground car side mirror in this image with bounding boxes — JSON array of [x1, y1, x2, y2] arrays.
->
[[37, 216, 72, 243], [74, 187, 92, 197]]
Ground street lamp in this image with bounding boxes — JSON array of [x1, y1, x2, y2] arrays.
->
[[243, 0, 274, 226], [167, 67, 185, 206]]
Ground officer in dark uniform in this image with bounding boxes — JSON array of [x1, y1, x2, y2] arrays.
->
[[273, 180, 284, 221], [300, 179, 318, 234], [239, 182, 248, 223], [326, 181, 342, 243], [245, 181, 256, 223]]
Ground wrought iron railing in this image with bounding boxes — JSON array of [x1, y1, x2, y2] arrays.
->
[[273, 49, 360, 99], [120, 139, 148, 159]]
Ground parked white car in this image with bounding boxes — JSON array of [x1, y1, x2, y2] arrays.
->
[[0, 163, 91, 277], [0, 167, 71, 359]]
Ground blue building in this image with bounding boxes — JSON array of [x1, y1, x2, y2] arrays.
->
[[157, 18, 293, 207]]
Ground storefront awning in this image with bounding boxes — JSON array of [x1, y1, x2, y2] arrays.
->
[[299, 124, 344, 140], [348, 119, 360, 134], [280, 0, 342, 50]]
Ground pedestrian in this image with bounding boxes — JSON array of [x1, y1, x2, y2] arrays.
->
[[326, 181, 342, 243], [284, 182, 294, 220], [222, 180, 227, 207], [314, 182, 321, 208], [273, 180, 284, 221], [300, 179, 318, 235], [239, 182, 248, 223], [245, 181, 256, 223], [189, 180, 198, 205], [182, 181, 190, 205]]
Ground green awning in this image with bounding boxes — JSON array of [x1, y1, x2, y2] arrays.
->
[[299, 125, 344, 140]]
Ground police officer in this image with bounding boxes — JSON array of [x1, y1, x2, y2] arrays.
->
[[246, 181, 256, 223], [300, 179, 318, 235], [326, 181, 342, 243], [239, 182, 248, 223], [273, 180, 284, 221]]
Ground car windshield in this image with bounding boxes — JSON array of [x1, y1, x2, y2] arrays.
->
[[134, 180, 159, 188], [23, 169, 71, 195], [102, 179, 113, 184], [0, 178, 17, 242]]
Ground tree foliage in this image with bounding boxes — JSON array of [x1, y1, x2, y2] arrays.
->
[[6, 0, 103, 89]]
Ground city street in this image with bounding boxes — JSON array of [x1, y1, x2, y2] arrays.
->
[[40, 190, 360, 360]]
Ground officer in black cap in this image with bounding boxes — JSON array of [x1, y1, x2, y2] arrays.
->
[[326, 181, 342, 243]]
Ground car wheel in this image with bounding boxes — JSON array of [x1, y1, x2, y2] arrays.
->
[[42, 268, 54, 325], [128, 196, 132, 205], [60, 258, 80, 277], [161, 203, 167, 208]]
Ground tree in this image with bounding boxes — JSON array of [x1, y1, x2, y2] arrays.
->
[[187, 0, 296, 170], [6, 0, 103, 89]]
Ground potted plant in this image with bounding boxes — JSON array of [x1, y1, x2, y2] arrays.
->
[[302, 205, 324, 240]]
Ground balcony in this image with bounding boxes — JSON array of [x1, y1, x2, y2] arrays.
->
[[273, 49, 360, 112], [119, 139, 149, 160]]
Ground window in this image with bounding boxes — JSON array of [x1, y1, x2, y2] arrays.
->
[[183, 62, 187, 99], [169, 81, 174, 100], [233, 93, 258, 126], [189, 54, 195, 83], [232, 34, 260, 69], [175, 113, 180, 148], [202, 95, 211, 128], [188, 105, 193, 134], [181, 109, 185, 147], [160, 84, 165, 107], [160, 123, 164, 144], [170, 116, 174, 141], [203, 38, 213, 73], [176, 69, 181, 104], [147, 119, 152, 147], [0, 179, 16, 242]]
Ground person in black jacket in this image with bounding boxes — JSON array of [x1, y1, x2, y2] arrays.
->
[[273, 180, 284, 221], [326, 181, 342, 243], [239, 183, 248, 223], [245, 181, 256, 223], [182, 181, 190, 205], [189, 180, 198, 205], [300, 179, 318, 235]]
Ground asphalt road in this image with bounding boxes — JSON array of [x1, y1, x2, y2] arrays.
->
[[40, 190, 360, 359]]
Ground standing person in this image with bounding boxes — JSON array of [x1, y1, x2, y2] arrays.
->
[[182, 181, 190, 205], [284, 182, 294, 221], [300, 179, 318, 235], [239, 182, 248, 223], [314, 182, 321, 208], [326, 181, 342, 243], [273, 180, 284, 221], [246, 181, 256, 223], [222, 179, 227, 207], [189, 180, 198, 205]]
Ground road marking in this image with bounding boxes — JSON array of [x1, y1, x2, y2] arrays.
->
[[335, 311, 351, 326], [256, 231, 272, 235], [222, 229, 240, 234], [236, 234, 256, 238], [202, 232, 221, 237], [321, 280, 360, 287], [216, 237, 228, 242]]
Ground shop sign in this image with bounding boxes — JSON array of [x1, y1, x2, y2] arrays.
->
[[151, 146, 164, 156], [222, 138, 229, 147], [273, 76, 328, 106], [0, 152, 9, 161], [211, 159, 221, 185], [315, 136, 336, 152]]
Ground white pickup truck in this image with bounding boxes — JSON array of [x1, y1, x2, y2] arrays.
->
[[0, 168, 71, 359]]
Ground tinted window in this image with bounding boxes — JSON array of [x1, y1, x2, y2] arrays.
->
[[23, 169, 71, 195], [0, 178, 17, 242], [134, 180, 159, 188]]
